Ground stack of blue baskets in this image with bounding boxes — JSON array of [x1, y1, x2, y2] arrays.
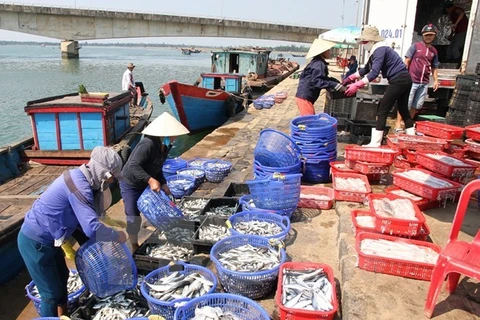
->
[[290, 113, 337, 183], [162, 158, 188, 178], [253, 95, 275, 110]]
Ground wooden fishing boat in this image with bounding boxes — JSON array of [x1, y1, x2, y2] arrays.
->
[[291, 53, 306, 57], [181, 48, 192, 55], [160, 73, 248, 132]]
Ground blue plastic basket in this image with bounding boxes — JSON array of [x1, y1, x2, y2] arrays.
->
[[174, 293, 271, 320], [302, 159, 332, 183], [137, 187, 184, 230], [166, 174, 196, 199], [246, 173, 302, 210], [26, 270, 86, 316], [163, 158, 188, 177], [253, 159, 302, 174], [187, 157, 211, 169], [238, 195, 296, 217], [75, 241, 137, 298], [176, 168, 205, 188], [140, 262, 217, 320], [203, 159, 232, 183], [254, 129, 302, 168], [210, 235, 286, 299], [290, 113, 338, 133], [228, 210, 291, 241]]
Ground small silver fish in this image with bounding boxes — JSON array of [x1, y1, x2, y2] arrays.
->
[[192, 306, 240, 320], [205, 205, 237, 217], [233, 220, 282, 237], [146, 272, 213, 302], [158, 227, 195, 242], [218, 244, 280, 272], [199, 224, 229, 241], [145, 243, 193, 261]]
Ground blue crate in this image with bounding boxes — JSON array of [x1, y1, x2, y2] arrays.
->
[[228, 210, 291, 241], [137, 187, 184, 230]]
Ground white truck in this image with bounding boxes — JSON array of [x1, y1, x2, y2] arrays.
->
[[359, 0, 479, 112]]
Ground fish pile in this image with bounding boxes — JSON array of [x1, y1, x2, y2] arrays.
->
[[334, 177, 367, 192], [205, 205, 238, 217], [91, 292, 149, 320], [145, 243, 193, 261], [168, 178, 194, 193], [30, 271, 83, 298], [158, 227, 195, 242], [389, 189, 423, 202], [145, 271, 213, 302], [396, 170, 453, 188], [204, 162, 231, 171], [300, 193, 332, 201], [189, 159, 209, 168], [355, 214, 375, 228], [281, 268, 334, 311], [360, 238, 439, 264], [218, 244, 280, 272], [372, 198, 417, 220], [233, 220, 283, 237], [178, 198, 209, 220], [426, 153, 470, 166], [191, 306, 239, 320], [179, 169, 205, 179], [199, 224, 229, 241]]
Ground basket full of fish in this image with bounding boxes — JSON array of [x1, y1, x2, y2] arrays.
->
[[227, 211, 291, 241], [163, 158, 188, 178], [187, 158, 211, 170], [177, 197, 210, 221], [355, 232, 441, 281], [140, 262, 217, 320], [414, 151, 477, 183], [210, 234, 287, 299], [275, 262, 338, 320], [176, 168, 206, 188], [174, 293, 271, 320], [26, 270, 86, 315], [344, 145, 399, 164], [192, 216, 230, 254], [202, 159, 233, 183], [332, 172, 372, 203], [394, 134, 450, 151], [202, 198, 239, 218], [298, 186, 335, 210], [166, 174, 196, 199], [137, 187, 184, 230]]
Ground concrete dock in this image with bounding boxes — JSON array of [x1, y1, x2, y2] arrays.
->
[[2, 69, 480, 320]]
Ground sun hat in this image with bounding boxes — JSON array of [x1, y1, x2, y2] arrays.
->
[[306, 38, 336, 60], [127, 62, 135, 68], [142, 112, 190, 137], [355, 25, 385, 42]]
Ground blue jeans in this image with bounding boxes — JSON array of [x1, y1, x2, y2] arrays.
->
[[18, 231, 69, 317], [120, 181, 144, 235], [408, 83, 428, 110]]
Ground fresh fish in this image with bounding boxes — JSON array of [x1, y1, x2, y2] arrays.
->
[[30, 271, 83, 298], [199, 224, 229, 241], [145, 272, 213, 302], [372, 198, 417, 220], [177, 198, 209, 220], [205, 205, 238, 217], [360, 238, 439, 264], [189, 159, 209, 168], [300, 194, 332, 201], [389, 189, 423, 202], [179, 169, 205, 179], [232, 220, 282, 237], [334, 177, 367, 192], [192, 306, 240, 320], [145, 243, 193, 261], [426, 153, 471, 166], [158, 227, 195, 242], [204, 162, 231, 171], [91, 292, 150, 320], [281, 268, 334, 312], [218, 244, 280, 272], [355, 215, 375, 228], [396, 170, 453, 188]]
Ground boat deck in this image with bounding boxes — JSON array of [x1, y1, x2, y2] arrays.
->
[[0, 165, 74, 241]]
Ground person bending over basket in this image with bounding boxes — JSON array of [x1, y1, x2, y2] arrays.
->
[[120, 112, 190, 251], [17, 146, 127, 317]]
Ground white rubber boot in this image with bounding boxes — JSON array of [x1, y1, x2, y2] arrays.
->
[[362, 128, 384, 147], [405, 127, 416, 135]]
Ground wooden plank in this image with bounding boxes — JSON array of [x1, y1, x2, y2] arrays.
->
[[5, 174, 48, 195], [25, 165, 49, 175], [0, 195, 39, 199], [0, 204, 11, 213], [24, 149, 91, 158], [0, 205, 29, 234], [20, 176, 55, 195], [0, 176, 30, 194], [39, 166, 65, 175]]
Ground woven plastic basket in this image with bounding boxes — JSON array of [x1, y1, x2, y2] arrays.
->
[[140, 262, 217, 320], [254, 129, 302, 167], [137, 187, 184, 230], [75, 241, 137, 298], [166, 174, 196, 199], [176, 168, 205, 188], [187, 157, 211, 169], [162, 158, 188, 177], [203, 159, 232, 183], [227, 210, 291, 241], [174, 293, 270, 320], [238, 195, 295, 216], [210, 235, 286, 299], [247, 173, 302, 210]]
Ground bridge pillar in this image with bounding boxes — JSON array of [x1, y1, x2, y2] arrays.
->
[[60, 40, 80, 59]]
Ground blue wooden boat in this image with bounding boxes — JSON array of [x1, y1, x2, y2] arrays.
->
[[161, 73, 248, 132]]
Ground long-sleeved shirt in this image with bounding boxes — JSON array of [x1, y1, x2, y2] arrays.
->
[[21, 169, 119, 246], [345, 61, 358, 78], [122, 69, 135, 91], [121, 136, 168, 190], [295, 56, 339, 103], [359, 46, 409, 82]]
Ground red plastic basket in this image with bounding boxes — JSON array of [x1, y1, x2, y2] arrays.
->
[[465, 138, 480, 154], [395, 134, 449, 151], [276, 262, 338, 320], [344, 145, 399, 164], [415, 151, 477, 183], [393, 155, 415, 169], [367, 193, 426, 236], [465, 124, 480, 142], [329, 161, 358, 174], [445, 143, 467, 159], [298, 186, 335, 210], [402, 149, 418, 163], [392, 168, 462, 201], [344, 159, 390, 174], [386, 135, 400, 150], [355, 232, 441, 281], [332, 172, 372, 203], [415, 121, 464, 140]]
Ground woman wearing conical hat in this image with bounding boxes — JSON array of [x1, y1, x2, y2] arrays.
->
[[120, 112, 189, 250]]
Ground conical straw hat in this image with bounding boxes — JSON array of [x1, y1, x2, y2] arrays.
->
[[142, 112, 190, 137], [306, 38, 336, 60]]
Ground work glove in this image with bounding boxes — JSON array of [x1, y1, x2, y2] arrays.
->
[[334, 83, 346, 93], [345, 81, 365, 96], [342, 74, 358, 86]]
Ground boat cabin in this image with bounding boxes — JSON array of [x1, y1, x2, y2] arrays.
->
[[201, 73, 244, 93], [211, 50, 270, 79]]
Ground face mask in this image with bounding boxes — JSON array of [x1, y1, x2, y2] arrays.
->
[[163, 137, 171, 146], [100, 172, 112, 191], [363, 42, 374, 52]]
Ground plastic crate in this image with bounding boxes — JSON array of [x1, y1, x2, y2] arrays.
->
[[392, 169, 462, 201], [275, 262, 338, 320], [465, 138, 480, 154], [415, 151, 477, 183], [415, 121, 464, 140], [329, 161, 359, 173], [332, 172, 372, 203], [445, 143, 467, 159], [395, 134, 449, 151], [223, 182, 250, 198], [201, 197, 240, 218], [393, 155, 415, 169], [344, 145, 399, 164], [355, 232, 441, 281], [465, 124, 480, 142], [402, 149, 418, 163], [386, 135, 400, 150], [346, 119, 391, 136], [344, 159, 390, 174], [298, 185, 335, 209], [367, 193, 426, 236], [227, 210, 291, 241], [192, 216, 229, 254], [384, 186, 431, 211]]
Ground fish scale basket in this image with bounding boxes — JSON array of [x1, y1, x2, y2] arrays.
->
[[75, 241, 137, 298], [254, 129, 302, 168], [140, 262, 217, 320], [26, 270, 86, 316], [137, 187, 184, 230], [174, 293, 271, 320], [202, 159, 232, 183], [227, 210, 291, 241], [210, 235, 287, 299], [166, 174, 196, 199]]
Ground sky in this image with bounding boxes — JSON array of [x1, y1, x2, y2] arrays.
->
[[0, 0, 363, 46]]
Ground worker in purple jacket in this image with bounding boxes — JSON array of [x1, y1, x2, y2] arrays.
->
[[343, 26, 414, 147], [17, 146, 127, 317]]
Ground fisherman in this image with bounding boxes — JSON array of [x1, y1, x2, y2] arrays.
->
[[343, 25, 414, 147], [122, 62, 137, 104], [120, 112, 190, 251], [295, 38, 346, 116], [394, 24, 439, 133], [17, 146, 127, 317]]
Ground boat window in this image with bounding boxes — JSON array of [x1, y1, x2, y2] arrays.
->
[[229, 54, 239, 73], [213, 77, 222, 89]]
